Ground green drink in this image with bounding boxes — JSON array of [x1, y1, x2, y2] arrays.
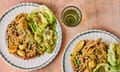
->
[[61, 6, 82, 27]]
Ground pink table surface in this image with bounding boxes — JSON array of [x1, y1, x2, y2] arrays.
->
[[0, 0, 120, 72]]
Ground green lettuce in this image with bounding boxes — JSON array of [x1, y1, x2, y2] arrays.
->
[[108, 43, 120, 70], [27, 5, 57, 53], [93, 43, 120, 72]]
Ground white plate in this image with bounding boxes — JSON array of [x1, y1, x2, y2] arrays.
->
[[62, 30, 120, 72], [0, 3, 62, 70]]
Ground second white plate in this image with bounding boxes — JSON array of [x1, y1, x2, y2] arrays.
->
[[62, 30, 119, 72]]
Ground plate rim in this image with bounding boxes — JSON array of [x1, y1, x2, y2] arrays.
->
[[0, 2, 62, 71], [61, 29, 120, 72]]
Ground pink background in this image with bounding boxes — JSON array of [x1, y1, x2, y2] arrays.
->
[[0, 0, 120, 72]]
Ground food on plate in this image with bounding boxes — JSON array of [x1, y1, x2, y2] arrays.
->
[[70, 38, 120, 72], [27, 5, 57, 53], [107, 43, 120, 71], [70, 38, 108, 72], [93, 63, 109, 72], [70, 39, 107, 72], [94, 42, 120, 72], [6, 5, 57, 59]]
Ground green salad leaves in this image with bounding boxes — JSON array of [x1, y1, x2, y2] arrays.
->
[[108, 43, 120, 71], [93, 43, 120, 72], [27, 5, 57, 53]]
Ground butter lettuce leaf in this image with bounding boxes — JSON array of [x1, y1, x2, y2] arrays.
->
[[27, 5, 57, 53]]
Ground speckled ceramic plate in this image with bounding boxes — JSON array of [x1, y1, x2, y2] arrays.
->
[[62, 30, 120, 72], [0, 3, 62, 70]]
